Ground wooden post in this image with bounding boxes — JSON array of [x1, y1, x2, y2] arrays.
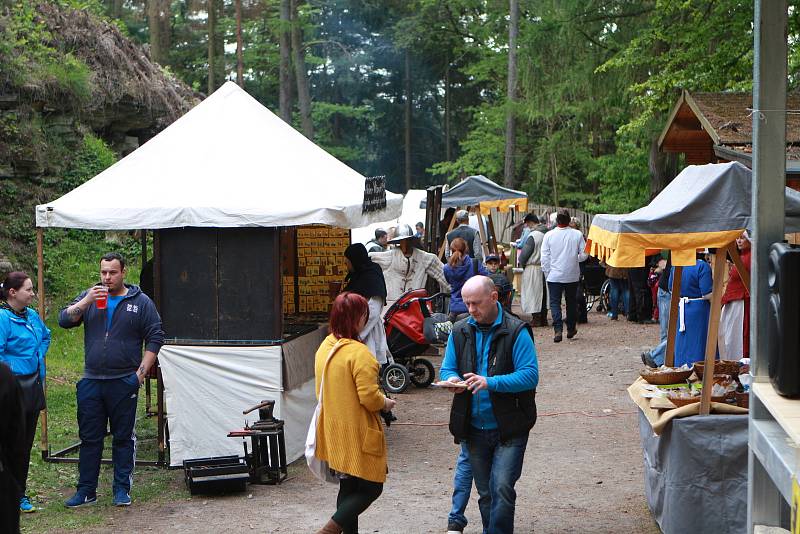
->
[[727, 242, 751, 295], [475, 206, 490, 258], [665, 266, 683, 367], [36, 227, 49, 455], [438, 210, 458, 260], [486, 211, 498, 255], [699, 249, 728, 415]]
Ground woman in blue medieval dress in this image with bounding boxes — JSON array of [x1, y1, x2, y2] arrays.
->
[[669, 256, 713, 367]]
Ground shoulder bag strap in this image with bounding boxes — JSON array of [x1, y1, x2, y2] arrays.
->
[[318, 339, 345, 404]]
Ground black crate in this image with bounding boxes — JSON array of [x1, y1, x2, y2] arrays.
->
[[183, 455, 249, 495]]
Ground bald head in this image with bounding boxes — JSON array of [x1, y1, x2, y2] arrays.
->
[[462, 275, 499, 325]]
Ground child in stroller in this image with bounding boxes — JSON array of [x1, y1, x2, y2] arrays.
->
[[381, 289, 450, 394]]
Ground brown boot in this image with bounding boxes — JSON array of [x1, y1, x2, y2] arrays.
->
[[538, 311, 549, 327], [316, 519, 343, 534]]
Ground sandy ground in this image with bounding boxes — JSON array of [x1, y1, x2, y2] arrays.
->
[[71, 310, 662, 534]]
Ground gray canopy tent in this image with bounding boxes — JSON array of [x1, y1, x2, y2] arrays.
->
[[420, 175, 529, 258], [587, 161, 800, 414]]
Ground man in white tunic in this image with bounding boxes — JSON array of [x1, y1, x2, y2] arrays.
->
[[369, 224, 451, 309], [518, 215, 548, 327]]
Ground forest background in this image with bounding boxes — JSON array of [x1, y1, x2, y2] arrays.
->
[[2, 0, 800, 280]]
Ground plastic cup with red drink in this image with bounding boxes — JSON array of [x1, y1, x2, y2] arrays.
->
[[95, 284, 108, 310]]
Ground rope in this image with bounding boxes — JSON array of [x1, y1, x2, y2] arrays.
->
[[390, 410, 637, 427]]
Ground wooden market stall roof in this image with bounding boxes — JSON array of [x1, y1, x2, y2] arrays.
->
[[658, 89, 800, 166]]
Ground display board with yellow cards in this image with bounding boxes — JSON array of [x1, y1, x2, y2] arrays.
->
[[282, 225, 349, 315]]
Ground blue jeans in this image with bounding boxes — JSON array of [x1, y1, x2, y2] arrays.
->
[[547, 281, 578, 333], [608, 278, 629, 318], [448, 442, 472, 529], [466, 429, 529, 534], [649, 288, 672, 366], [76, 375, 139, 495]]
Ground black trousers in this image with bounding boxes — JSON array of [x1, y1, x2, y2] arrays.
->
[[21, 410, 38, 495], [332, 476, 383, 534], [627, 267, 651, 321]]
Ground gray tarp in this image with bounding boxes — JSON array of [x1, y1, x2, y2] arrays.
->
[[419, 175, 527, 209], [591, 161, 800, 236], [638, 409, 748, 534]]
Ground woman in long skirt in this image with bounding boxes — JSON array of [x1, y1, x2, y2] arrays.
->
[[718, 232, 751, 359], [669, 258, 713, 367]]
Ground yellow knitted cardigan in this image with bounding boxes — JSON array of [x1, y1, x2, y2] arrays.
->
[[314, 335, 388, 483]]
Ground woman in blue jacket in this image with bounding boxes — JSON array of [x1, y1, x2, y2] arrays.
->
[[444, 237, 488, 322], [0, 271, 51, 514]]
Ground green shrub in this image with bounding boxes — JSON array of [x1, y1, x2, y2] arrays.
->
[[60, 134, 117, 193]]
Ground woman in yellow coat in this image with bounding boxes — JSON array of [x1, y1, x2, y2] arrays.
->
[[314, 292, 397, 534]]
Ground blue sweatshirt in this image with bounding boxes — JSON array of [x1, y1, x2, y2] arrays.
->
[[443, 255, 489, 314], [59, 284, 164, 379], [0, 307, 51, 380], [440, 303, 539, 430]]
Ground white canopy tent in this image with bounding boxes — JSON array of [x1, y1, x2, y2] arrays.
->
[[34, 82, 402, 468], [36, 81, 402, 229], [351, 189, 427, 245]]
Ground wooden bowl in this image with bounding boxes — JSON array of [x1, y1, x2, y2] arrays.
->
[[639, 368, 693, 385], [666, 394, 726, 407], [694, 360, 740, 379]]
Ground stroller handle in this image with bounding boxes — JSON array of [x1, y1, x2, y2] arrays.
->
[[397, 292, 448, 316]]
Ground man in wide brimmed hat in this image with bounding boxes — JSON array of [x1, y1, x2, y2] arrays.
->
[[369, 224, 450, 309]]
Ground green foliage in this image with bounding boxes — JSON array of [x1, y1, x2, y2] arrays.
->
[[60, 134, 117, 193], [584, 141, 650, 214], [0, 2, 93, 101]]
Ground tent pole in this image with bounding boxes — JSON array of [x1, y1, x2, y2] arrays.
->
[[438, 210, 458, 260], [665, 265, 682, 367], [486, 211, 498, 254], [727, 242, 751, 296], [475, 206, 490, 258], [699, 248, 728, 415], [36, 227, 49, 456]]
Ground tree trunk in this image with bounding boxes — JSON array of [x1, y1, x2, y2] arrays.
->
[[649, 138, 679, 198], [207, 0, 217, 93], [291, 0, 313, 139], [404, 48, 412, 191], [235, 0, 244, 87], [110, 0, 123, 19], [147, 0, 170, 65], [503, 0, 519, 188], [279, 0, 292, 123], [445, 57, 451, 162]]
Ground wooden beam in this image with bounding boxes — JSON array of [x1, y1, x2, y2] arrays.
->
[[474, 206, 490, 258], [438, 211, 458, 260], [486, 211, 498, 255], [665, 266, 682, 367], [36, 227, 48, 455], [700, 249, 728, 415], [726, 242, 751, 296]]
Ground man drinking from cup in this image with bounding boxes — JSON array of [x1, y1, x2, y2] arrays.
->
[[59, 252, 164, 508]]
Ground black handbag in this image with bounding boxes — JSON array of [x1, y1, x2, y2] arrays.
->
[[15, 369, 45, 414]]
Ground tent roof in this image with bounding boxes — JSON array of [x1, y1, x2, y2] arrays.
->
[[419, 175, 527, 210], [587, 162, 800, 267], [36, 82, 402, 230]]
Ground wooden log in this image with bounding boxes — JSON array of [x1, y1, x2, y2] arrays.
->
[[475, 206, 490, 258], [486, 211, 498, 254], [665, 266, 683, 367], [700, 248, 728, 415]]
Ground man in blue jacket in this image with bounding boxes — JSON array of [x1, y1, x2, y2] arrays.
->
[[440, 276, 538, 534], [59, 252, 164, 508]]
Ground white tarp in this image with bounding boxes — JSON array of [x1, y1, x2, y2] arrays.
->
[[35, 81, 402, 230], [351, 189, 428, 245], [158, 344, 316, 467]]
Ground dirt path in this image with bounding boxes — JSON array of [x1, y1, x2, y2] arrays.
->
[[74, 313, 661, 533]]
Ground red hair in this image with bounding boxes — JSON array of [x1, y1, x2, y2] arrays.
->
[[448, 237, 468, 267], [329, 292, 369, 340]]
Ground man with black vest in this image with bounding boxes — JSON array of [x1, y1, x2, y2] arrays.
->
[[440, 276, 539, 534], [446, 210, 484, 262]]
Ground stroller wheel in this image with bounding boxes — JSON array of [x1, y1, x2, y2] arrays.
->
[[409, 358, 435, 388], [382, 363, 411, 394]]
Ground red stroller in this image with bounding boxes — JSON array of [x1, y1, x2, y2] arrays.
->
[[381, 289, 450, 393]]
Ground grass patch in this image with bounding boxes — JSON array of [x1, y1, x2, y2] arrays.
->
[[21, 230, 188, 532]]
